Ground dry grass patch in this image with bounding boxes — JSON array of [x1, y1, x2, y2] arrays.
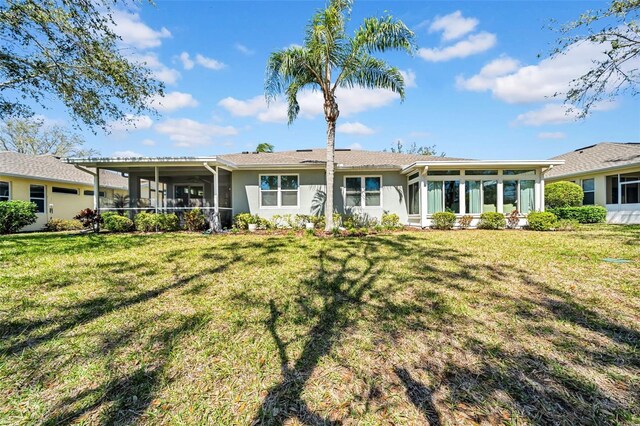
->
[[0, 225, 638, 425]]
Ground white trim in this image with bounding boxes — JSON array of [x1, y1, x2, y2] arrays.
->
[[402, 160, 564, 174], [258, 173, 300, 209], [342, 175, 382, 208], [0, 172, 126, 190]]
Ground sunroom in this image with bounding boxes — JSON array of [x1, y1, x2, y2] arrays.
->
[[402, 160, 564, 228]]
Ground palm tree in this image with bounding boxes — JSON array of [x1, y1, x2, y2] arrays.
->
[[255, 142, 274, 153], [265, 0, 414, 231]]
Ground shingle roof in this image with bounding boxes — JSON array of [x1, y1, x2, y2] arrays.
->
[[545, 143, 640, 178], [219, 148, 467, 168], [0, 151, 128, 189]]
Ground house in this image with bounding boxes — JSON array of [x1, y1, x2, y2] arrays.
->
[[65, 148, 563, 229], [0, 151, 128, 231], [546, 143, 640, 224]]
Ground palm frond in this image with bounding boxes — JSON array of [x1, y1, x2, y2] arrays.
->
[[353, 16, 416, 55], [338, 56, 406, 100]]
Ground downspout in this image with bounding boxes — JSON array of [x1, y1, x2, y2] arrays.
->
[[74, 165, 100, 231]]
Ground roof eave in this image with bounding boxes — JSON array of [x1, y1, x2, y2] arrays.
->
[[401, 160, 565, 174], [64, 156, 237, 169], [546, 161, 640, 180]]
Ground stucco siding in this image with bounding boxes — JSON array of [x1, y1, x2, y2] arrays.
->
[[334, 171, 408, 222], [0, 175, 126, 231]]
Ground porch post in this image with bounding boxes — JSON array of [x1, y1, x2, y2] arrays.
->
[[420, 166, 428, 228], [94, 168, 100, 212], [214, 166, 219, 215], [154, 166, 159, 214]]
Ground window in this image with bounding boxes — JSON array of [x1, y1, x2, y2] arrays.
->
[[465, 180, 481, 214], [466, 170, 498, 176], [503, 170, 535, 175], [606, 175, 618, 204], [260, 175, 299, 207], [0, 181, 9, 202], [83, 190, 106, 197], [582, 178, 595, 205], [503, 180, 518, 213], [482, 180, 497, 212], [344, 176, 381, 207], [621, 172, 640, 204], [175, 185, 205, 207], [427, 170, 460, 176], [30, 185, 45, 213], [519, 180, 535, 214], [427, 180, 459, 213], [52, 186, 78, 195], [408, 172, 419, 181], [408, 181, 420, 215]]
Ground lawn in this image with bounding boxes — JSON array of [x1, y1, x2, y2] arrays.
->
[[1, 226, 639, 425]]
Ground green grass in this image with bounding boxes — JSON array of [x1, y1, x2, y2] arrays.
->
[[1, 225, 639, 425]]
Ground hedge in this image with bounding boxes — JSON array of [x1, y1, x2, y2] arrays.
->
[[545, 181, 583, 208], [527, 211, 557, 231], [547, 206, 607, 224], [0, 200, 37, 234], [477, 212, 506, 230], [431, 211, 456, 230]]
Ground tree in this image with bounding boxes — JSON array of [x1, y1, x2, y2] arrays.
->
[[265, 0, 415, 231], [0, 0, 163, 130], [553, 0, 639, 116], [256, 142, 274, 153], [387, 140, 445, 156], [0, 118, 99, 157]]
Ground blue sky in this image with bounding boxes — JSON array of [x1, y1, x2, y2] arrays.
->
[[51, 1, 640, 159]]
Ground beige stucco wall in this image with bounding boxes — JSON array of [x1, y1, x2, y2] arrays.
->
[[0, 175, 127, 231]]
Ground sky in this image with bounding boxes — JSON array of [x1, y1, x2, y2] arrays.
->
[[44, 1, 640, 159]]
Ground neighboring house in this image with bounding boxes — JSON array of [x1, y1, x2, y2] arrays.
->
[[546, 143, 640, 224], [0, 151, 128, 231], [67, 148, 562, 229]]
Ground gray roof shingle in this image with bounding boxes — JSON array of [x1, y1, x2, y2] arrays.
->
[[219, 148, 466, 168], [0, 151, 128, 189], [546, 143, 640, 179]]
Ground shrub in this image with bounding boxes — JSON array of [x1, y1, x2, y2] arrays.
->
[[184, 208, 207, 232], [104, 214, 134, 232], [458, 215, 473, 229], [556, 219, 580, 231], [506, 210, 521, 229], [343, 213, 378, 229], [547, 206, 607, 224], [431, 211, 456, 230], [527, 211, 558, 231], [381, 213, 401, 229], [233, 213, 253, 230], [45, 218, 83, 232], [135, 212, 155, 232], [74, 208, 102, 231], [113, 193, 129, 215], [156, 213, 180, 231], [0, 200, 38, 234], [477, 212, 506, 230], [545, 181, 583, 208]]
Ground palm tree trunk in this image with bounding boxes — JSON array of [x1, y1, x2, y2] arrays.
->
[[325, 119, 336, 232]]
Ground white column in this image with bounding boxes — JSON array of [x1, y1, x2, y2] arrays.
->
[[94, 168, 100, 212], [213, 166, 219, 214], [540, 176, 545, 212], [617, 173, 622, 206], [459, 180, 466, 215], [154, 166, 159, 214], [497, 171, 504, 214], [420, 167, 428, 227]]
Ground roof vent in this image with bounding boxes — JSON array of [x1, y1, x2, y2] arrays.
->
[[574, 144, 597, 153], [335, 148, 351, 152], [296, 149, 313, 152], [242, 151, 250, 154]]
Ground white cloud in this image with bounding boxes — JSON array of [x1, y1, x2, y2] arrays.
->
[[514, 100, 617, 126], [538, 132, 566, 139], [219, 87, 400, 124], [195, 54, 226, 70], [235, 43, 255, 55], [109, 114, 153, 131], [346, 142, 363, 150], [112, 10, 171, 49], [178, 52, 194, 70], [429, 11, 479, 41], [155, 118, 238, 147], [399, 69, 417, 88], [113, 150, 144, 158], [456, 56, 520, 91], [141, 138, 156, 146], [418, 32, 496, 62], [457, 42, 628, 104], [148, 91, 198, 112], [337, 122, 375, 135], [130, 52, 180, 85]]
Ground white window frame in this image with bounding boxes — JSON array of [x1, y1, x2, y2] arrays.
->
[[343, 175, 382, 208], [259, 174, 300, 208], [29, 184, 46, 214], [0, 181, 10, 202], [407, 174, 421, 216]]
